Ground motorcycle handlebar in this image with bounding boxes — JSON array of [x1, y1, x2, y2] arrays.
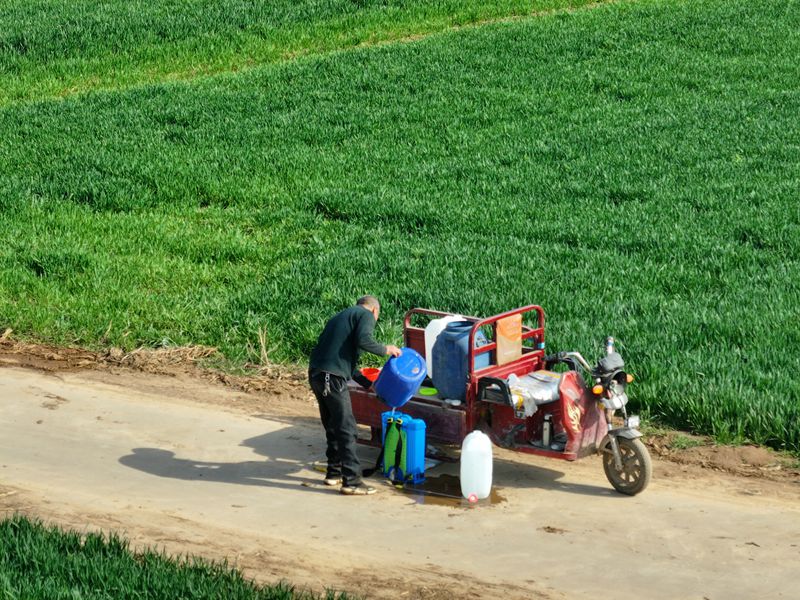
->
[[545, 351, 593, 372]]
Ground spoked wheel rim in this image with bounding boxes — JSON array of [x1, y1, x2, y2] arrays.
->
[[603, 437, 652, 495]]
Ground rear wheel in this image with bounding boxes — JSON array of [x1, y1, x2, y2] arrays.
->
[[603, 437, 651, 495]]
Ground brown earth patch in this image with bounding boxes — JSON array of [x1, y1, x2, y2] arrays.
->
[[0, 329, 307, 398], [539, 525, 568, 534], [0, 488, 547, 600], [645, 432, 799, 483]]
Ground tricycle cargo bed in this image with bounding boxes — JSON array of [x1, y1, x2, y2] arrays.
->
[[352, 305, 546, 447]]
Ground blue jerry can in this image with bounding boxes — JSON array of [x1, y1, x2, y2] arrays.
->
[[431, 321, 490, 401]]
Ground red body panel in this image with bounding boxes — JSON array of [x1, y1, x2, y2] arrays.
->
[[559, 371, 608, 458]]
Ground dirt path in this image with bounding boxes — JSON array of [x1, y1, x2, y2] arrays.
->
[[1, 360, 799, 599]]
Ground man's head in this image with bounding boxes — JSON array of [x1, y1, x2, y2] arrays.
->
[[357, 295, 381, 321]]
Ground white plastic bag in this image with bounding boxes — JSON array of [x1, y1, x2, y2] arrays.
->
[[507, 373, 538, 417]]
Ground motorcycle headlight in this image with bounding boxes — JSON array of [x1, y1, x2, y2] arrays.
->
[[626, 415, 640, 428]]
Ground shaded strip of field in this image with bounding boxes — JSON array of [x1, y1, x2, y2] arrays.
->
[[0, 0, 601, 106]]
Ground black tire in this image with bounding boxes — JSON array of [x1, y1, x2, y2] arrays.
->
[[602, 437, 651, 496]]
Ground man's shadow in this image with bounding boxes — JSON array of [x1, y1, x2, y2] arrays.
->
[[118, 421, 352, 495], [119, 416, 614, 497]]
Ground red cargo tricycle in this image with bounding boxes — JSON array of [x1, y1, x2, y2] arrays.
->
[[350, 305, 651, 495]]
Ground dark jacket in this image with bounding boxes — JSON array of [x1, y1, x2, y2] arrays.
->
[[309, 306, 386, 386]]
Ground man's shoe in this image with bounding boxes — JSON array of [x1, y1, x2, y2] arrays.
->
[[323, 476, 343, 486], [340, 483, 376, 496]]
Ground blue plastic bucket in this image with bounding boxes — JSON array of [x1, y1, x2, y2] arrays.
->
[[374, 347, 427, 409]]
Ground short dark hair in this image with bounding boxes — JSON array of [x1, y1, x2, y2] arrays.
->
[[357, 295, 380, 310]]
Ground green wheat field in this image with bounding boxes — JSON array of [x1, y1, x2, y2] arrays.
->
[[0, 515, 351, 599], [1, 0, 798, 453]]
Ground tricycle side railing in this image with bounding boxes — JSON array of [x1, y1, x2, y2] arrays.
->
[[466, 304, 545, 374], [401, 305, 545, 370], [401, 307, 480, 355], [399, 306, 547, 435], [463, 305, 546, 432]]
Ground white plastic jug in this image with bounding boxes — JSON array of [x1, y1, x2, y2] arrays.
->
[[424, 315, 463, 379], [460, 430, 493, 501]]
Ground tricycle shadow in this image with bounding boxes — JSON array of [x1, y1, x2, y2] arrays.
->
[[490, 455, 616, 497], [423, 448, 616, 497], [117, 418, 615, 498], [243, 418, 614, 497]]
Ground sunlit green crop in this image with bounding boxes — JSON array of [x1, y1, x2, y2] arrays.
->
[[1, 0, 798, 450], [0, 515, 352, 599]]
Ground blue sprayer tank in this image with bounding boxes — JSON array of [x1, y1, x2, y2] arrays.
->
[[432, 321, 490, 401], [374, 347, 427, 409]]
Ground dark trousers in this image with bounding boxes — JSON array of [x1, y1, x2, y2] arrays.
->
[[309, 371, 362, 486]]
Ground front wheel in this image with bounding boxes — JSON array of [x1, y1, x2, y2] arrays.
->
[[603, 437, 651, 495]]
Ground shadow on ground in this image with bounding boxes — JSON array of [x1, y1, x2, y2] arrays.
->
[[119, 416, 617, 498]]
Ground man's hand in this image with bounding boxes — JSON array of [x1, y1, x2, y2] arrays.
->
[[386, 345, 402, 357]]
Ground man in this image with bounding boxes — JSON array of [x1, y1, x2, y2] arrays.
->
[[308, 295, 401, 495]]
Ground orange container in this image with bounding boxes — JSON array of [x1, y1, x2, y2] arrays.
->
[[361, 367, 381, 382]]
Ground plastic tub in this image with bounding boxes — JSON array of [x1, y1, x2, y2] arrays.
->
[[361, 367, 381, 383]]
